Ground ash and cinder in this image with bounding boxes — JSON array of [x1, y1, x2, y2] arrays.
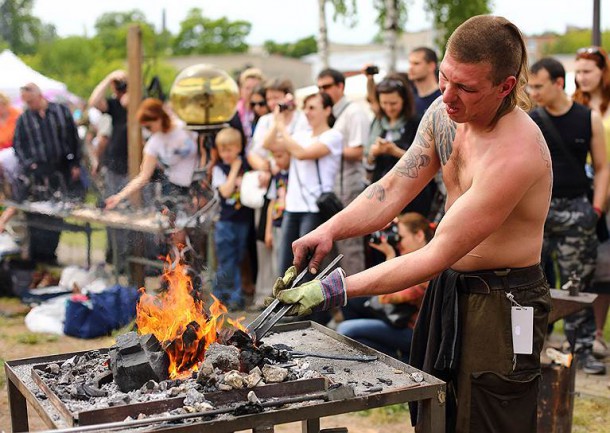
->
[[35, 329, 297, 415], [34, 327, 425, 423]]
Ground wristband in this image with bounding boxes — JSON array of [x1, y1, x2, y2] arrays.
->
[[593, 206, 603, 218]]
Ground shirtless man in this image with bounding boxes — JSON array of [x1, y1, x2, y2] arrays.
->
[[273, 15, 552, 433]]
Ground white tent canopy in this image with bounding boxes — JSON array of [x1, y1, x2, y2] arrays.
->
[[0, 49, 69, 105]]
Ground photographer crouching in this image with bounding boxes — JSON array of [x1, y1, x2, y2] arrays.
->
[[337, 212, 434, 362]]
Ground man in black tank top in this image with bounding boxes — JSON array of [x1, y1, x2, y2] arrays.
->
[[528, 57, 609, 375]]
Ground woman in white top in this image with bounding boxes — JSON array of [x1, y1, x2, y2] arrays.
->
[[105, 98, 198, 209], [267, 92, 343, 274]]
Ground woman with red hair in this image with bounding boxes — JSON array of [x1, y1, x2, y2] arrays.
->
[[105, 98, 198, 209], [573, 46, 610, 360]]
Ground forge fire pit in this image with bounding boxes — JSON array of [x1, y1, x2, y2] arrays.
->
[[6, 322, 446, 433]]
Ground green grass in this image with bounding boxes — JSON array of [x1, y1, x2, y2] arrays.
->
[[0, 358, 5, 387], [573, 396, 610, 433], [60, 221, 107, 249], [355, 393, 610, 432], [15, 332, 59, 345], [357, 404, 409, 423]]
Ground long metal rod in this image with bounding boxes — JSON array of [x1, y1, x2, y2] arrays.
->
[[246, 267, 308, 332], [289, 351, 377, 362], [253, 254, 344, 341], [37, 390, 333, 433]]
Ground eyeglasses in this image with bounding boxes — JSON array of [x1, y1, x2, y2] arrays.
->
[[250, 100, 266, 108], [318, 82, 336, 91], [577, 47, 602, 56], [576, 46, 607, 65]]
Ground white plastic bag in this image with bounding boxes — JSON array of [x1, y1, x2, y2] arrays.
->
[[239, 170, 267, 209], [24, 294, 71, 335]]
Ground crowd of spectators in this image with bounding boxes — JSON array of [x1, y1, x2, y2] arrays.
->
[[0, 44, 608, 375]]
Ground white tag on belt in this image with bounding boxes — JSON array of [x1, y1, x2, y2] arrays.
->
[[507, 292, 534, 355]]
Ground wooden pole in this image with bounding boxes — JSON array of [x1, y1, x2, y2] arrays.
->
[[127, 24, 145, 287], [127, 24, 143, 182]]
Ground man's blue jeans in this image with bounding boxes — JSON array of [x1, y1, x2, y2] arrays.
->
[[214, 220, 250, 308], [278, 211, 321, 274]]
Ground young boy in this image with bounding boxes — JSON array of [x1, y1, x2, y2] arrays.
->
[[211, 127, 253, 310]]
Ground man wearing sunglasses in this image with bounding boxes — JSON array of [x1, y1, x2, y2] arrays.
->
[[317, 68, 371, 276], [279, 15, 553, 433]]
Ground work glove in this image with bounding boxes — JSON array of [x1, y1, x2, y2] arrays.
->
[[271, 265, 298, 295], [274, 268, 347, 316]]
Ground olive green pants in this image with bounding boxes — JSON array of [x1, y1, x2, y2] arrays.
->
[[455, 267, 551, 433]]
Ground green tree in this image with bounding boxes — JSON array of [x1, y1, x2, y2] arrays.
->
[[372, 0, 408, 43], [172, 8, 251, 55], [318, 0, 358, 67], [544, 29, 610, 55], [264, 36, 318, 58], [0, 0, 56, 54], [24, 36, 100, 98], [93, 10, 158, 60], [425, 0, 491, 54], [142, 60, 178, 101]]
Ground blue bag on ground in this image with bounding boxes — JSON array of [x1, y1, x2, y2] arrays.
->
[[63, 285, 139, 338]]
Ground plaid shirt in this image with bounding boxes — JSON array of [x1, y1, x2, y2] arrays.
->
[[13, 102, 81, 170]]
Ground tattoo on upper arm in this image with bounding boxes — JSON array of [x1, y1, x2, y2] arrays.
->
[[536, 131, 551, 169], [404, 97, 457, 173], [393, 147, 431, 178], [364, 183, 386, 202], [537, 130, 553, 198]]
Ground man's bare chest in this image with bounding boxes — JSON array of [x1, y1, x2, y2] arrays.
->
[[442, 141, 476, 196]]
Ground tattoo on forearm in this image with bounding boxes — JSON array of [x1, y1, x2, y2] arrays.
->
[[394, 147, 431, 178], [364, 184, 386, 202]]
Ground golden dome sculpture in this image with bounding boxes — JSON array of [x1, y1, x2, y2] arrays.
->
[[169, 64, 239, 127]]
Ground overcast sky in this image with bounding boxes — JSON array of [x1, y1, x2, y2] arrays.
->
[[33, 0, 610, 45]]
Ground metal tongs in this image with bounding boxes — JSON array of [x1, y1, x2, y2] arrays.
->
[[247, 254, 344, 342]]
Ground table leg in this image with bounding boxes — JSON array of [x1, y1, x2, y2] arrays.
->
[[111, 230, 119, 284], [8, 378, 29, 432], [418, 389, 446, 433], [301, 418, 321, 433], [85, 222, 92, 268]]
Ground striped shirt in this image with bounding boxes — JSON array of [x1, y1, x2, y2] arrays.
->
[[13, 102, 81, 170]]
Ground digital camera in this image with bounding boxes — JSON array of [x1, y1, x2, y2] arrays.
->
[[365, 65, 380, 75], [368, 223, 400, 247], [114, 80, 128, 92], [278, 100, 295, 112]]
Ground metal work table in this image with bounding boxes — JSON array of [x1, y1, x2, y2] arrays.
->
[[5, 322, 446, 433], [1, 200, 96, 268]]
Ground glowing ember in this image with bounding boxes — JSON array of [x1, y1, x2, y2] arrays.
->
[[136, 257, 246, 379]]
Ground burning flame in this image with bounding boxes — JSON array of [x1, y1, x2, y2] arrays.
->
[[136, 257, 246, 379]]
